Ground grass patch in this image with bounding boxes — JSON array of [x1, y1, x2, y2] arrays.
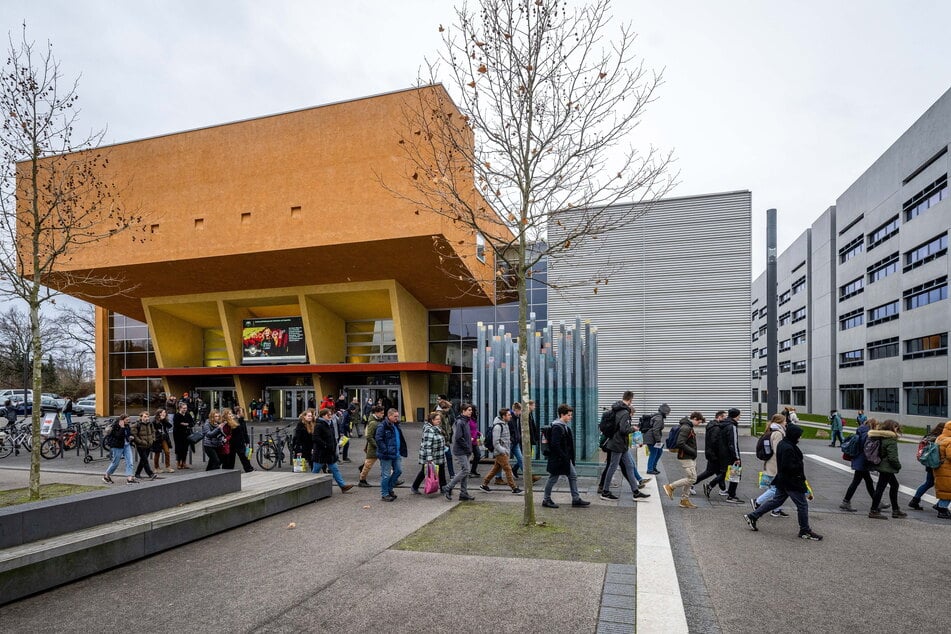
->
[[393, 501, 635, 564], [0, 483, 105, 508], [752, 413, 929, 437]]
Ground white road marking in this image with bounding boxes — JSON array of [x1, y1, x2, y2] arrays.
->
[[804, 453, 937, 505]]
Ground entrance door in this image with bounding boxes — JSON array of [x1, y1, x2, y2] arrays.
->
[[345, 385, 402, 420], [265, 387, 316, 420], [194, 388, 237, 419]]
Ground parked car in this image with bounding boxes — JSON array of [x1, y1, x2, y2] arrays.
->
[[8, 396, 60, 416], [75, 398, 96, 416]]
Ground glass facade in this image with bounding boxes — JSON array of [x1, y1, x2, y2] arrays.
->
[[109, 313, 163, 414]]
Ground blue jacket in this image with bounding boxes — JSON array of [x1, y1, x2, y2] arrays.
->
[[850, 424, 870, 471], [375, 420, 408, 460]]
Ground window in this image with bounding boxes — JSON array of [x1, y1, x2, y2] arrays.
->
[[839, 308, 864, 331], [778, 311, 791, 326], [904, 333, 948, 360], [758, 324, 767, 336], [779, 389, 791, 404], [839, 349, 864, 368], [759, 347, 768, 358], [792, 330, 806, 346], [751, 310, 758, 321], [868, 337, 899, 361], [838, 235, 864, 263], [779, 339, 791, 352], [838, 214, 864, 236], [868, 388, 899, 413], [759, 308, 768, 321], [904, 276, 948, 310], [792, 260, 805, 274], [904, 233, 948, 272], [791, 307, 806, 323], [761, 390, 769, 402], [867, 300, 899, 326], [791, 360, 806, 374], [346, 319, 398, 363], [840, 384, 864, 410], [791, 276, 806, 295], [752, 369, 759, 379], [791, 387, 806, 407], [779, 360, 791, 373], [904, 381, 948, 417], [778, 291, 790, 306], [752, 332, 759, 342], [867, 252, 899, 284], [751, 349, 758, 359], [867, 215, 900, 250], [759, 365, 768, 376], [839, 276, 864, 301], [752, 389, 759, 402], [904, 174, 947, 222], [475, 233, 486, 263]]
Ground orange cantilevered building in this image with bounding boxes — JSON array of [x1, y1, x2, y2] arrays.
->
[[26, 85, 508, 418]]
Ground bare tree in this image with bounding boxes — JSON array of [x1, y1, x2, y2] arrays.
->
[[0, 305, 59, 387], [391, 0, 675, 525], [52, 301, 96, 357], [0, 25, 143, 500]]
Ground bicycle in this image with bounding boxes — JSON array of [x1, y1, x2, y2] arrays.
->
[[40, 424, 97, 461], [0, 420, 35, 458], [256, 424, 294, 470]]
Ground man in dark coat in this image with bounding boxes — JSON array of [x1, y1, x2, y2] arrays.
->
[[744, 423, 822, 540], [541, 404, 590, 508], [599, 391, 651, 502], [313, 409, 354, 493], [707, 408, 744, 503], [698, 410, 726, 496]]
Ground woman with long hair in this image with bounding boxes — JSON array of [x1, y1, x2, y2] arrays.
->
[[201, 410, 225, 470], [868, 419, 907, 519], [151, 408, 174, 473], [227, 405, 254, 472], [293, 408, 316, 471], [173, 401, 195, 470], [218, 408, 240, 469], [909, 421, 945, 510]]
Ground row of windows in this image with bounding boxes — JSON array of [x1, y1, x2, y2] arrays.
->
[[867, 252, 899, 284], [867, 215, 900, 250], [904, 233, 947, 272], [903, 174, 947, 222], [839, 382, 947, 418], [754, 388, 806, 407], [904, 276, 948, 310], [839, 276, 864, 301], [839, 235, 864, 263], [835, 277, 948, 331], [832, 333, 946, 368]]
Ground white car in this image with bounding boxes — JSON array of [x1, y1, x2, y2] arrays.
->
[[75, 399, 96, 416]]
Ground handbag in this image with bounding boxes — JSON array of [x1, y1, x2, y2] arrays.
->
[[292, 455, 306, 473], [757, 471, 773, 489], [187, 430, 203, 444], [726, 464, 743, 483], [423, 463, 440, 494], [632, 431, 644, 446]]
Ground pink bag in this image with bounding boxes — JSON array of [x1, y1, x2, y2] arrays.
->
[[423, 463, 440, 494]]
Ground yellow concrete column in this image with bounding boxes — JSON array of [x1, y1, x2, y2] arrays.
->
[[94, 306, 110, 416]]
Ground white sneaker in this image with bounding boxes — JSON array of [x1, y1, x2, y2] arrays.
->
[[689, 487, 697, 496], [717, 489, 729, 496]]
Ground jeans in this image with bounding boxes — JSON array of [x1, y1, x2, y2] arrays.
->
[[378, 457, 402, 497], [134, 446, 155, 478], [844, 469, 875, 502], [939, 499, 950, 510], [446, 454, 472, 495], [750, 486, 811, 532], [106, 443, 134, 477], [755, 485, 784, 512], [913, 467, 934, 501], [599, 450, 630, 491], [603, 448, 640, 495], [483, 453, 517, 490], [830, 429, 844, 446], [871, 472, 899, 511], [444, 447, 455, 478], [64, 411, 72, 427], [544, 462, 581, 502], [470, 446, 482, 474], [668, 458, 697, 498], [647, 445, 664, 472], [313, 461, 346, 488], [511, 444, 524, 475]]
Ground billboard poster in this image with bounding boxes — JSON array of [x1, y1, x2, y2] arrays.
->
[[241, 317, 307, 364]]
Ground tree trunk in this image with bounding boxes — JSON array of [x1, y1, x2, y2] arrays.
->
[[29, 286, 43, 501], [518, 240, 536, 526]]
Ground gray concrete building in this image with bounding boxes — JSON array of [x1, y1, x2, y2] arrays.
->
[[753, 87, 951, 426], [549, 190, 753, 420]]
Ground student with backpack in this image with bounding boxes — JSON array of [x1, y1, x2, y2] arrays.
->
[[839, 417, 889, 513], [908, 422, 945, 510], [541, 404, 590, 508], [663, 412, 703, 509], [707, 408, 744, 504], [644, 403, 671, 475], [698, 410, 727, 496], [750, 413, 789, 518], [743, 423, 823, 541], [479, 409, 523, 495], [867, 419, 907, 520], [933, 423, 951, 519], [599, 391, 651, 502]]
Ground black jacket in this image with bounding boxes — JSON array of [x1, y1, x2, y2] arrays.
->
[[772, 424, 807, 493], [546, 420, 575, 476], [509, 412, 523, 448], [704, 419, 723, 462], [602, 401, 634, 453], [293, 422, 314, 461], [718, 416, 741, 462], [312, 418, 338, 465]]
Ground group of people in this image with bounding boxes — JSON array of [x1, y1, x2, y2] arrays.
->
[[102, 403, 254, 484]]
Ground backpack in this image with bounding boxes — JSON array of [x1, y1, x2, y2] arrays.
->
[[599, 409, 618, 438], [483, 422, 501, 452], [863, 436, 883, 466], [917, 440, 942, 469], [755, 428, 774, 461], [840, 434, 862, 460], [540, 425, 552, 457], [638, 413, 653, 432], [665, 425, 680, 450]]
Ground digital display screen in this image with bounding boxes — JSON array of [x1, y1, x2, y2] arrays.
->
[[241, 317, 307, 364]]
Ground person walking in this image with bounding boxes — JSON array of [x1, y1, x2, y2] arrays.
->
[[63, 396, 74, 428], [541, 404, 590, 508], [375, 408, 407, 502], [709, 408, 744, 503], [411, 411, 448, 494], [743, 423, 822, 540], [698, 410, 727, 497], [151, 407, 174, 474], [172, 401, 195, 470], [312, 408, 354, 493], [131, 411, 160, 480], [436, 399, 455, 479], [663, 412, 704, 509], [829, 409, 844, 447], [359, 405, 385, 487], [599, 392, 651, 502], [644, 403, 671, 475], [750, 414, 789, 518], [868, 419, 908, 520], [467, 408, 482, 478], [228, 405, 254, 472], [103, 414, 138, 484], [908, 422, 944, 510], [934, 423, 951, 519], [201, 410, 226, 471], [839, 418, 888, 512], [293, 409, 317, 472], [479, 409, 523, 495], [443, 403, 476, 501]]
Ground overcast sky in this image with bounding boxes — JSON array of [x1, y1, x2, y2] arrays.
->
[[6, 0, 951, 278]]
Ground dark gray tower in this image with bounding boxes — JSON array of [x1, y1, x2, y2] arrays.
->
[[766, 208, 778, 417]]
